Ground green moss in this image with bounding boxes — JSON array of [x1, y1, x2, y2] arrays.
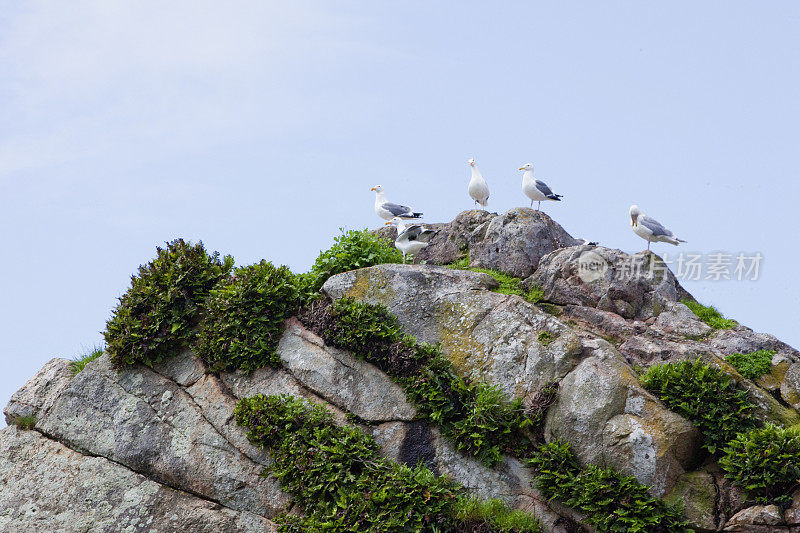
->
[[640, 359, 757, 454], [446, 256, 542, 304], [11, 414, 36, 430], [195, 261, 301, 373], [537, 331, 554, 346], [236, 394, 540, 533], [681, 299, 737, 330], [527, 441, 690, 532], [726, 349, 775, 380], [104, 239, 234, 367], [69, 345, 104, 375], [453, 497, 540, 532], [719, 424, 800, 505]]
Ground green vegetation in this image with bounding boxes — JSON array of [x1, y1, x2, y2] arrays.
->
[[301, 229, 402, 298], [681, 299, 737, 330], [236, 394, 538, 533], [452, 497, 541, 532], [196, 261, 300, 373], [640, 359, 757, 454], [301, 298, 533, 466], [726, 349, 775, 380], [446, 256, 543, 304], [527, 441, 690, 532], [537, 331, 554, 346], [105, 239, 234, 367], [69, 345, 105, 375], [11, 414, 37, 430], [719, 424, 800, 505]]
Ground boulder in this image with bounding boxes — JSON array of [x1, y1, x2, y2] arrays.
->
[[544, 338, 699, 497], [0, 426, 276, 533], [469, 208, 580, 278], [780, 363, 800, 410], [323, 264, 583, 398], [724, 505, 785, 532], [664, 470, 718, 532], [526, 247, 689, 320], [3, 358, 72, 425]]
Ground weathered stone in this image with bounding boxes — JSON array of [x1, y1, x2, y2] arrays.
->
[[469, 208, 580, 278], [781, 363, 800, 410], [3, 358, 72, 425], [526, 247, 689, 320], [724, 505, 784, 531], [650, 301, 713, 338], [562, 304, 639, 343], [619, 333, 709, 367], [35, 355, 289, 518], [151, 348, 206, 386], [709, 327, 800, 361], [545, 339, 699, 496], [784, 489, 800, 525], [323, 264, 583, 398], [374, 209, 496, 265], [0, 426, 277, 533], [665, 470, 718, 532], [277, 319, 416, 421]]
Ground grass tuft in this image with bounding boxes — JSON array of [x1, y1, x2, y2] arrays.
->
[[446, 255, 543, 304], [453, 497, 541, 532], [12, 414, 36, 430], [69, 345, 105, 375], [681, 298, 737, 329]]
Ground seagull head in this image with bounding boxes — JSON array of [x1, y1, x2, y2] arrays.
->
[[371, 185, 384, 193], [385, 217, 406, 230], [630, 205, 642, 227], [518, 163, 533, 171], [468, 158, 475, 167]]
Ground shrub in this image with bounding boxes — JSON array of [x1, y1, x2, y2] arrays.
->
[[235, 394, 463, 532], [69, 345, 105, 375], [726, 349, 775, 380], [447, 256, 542, 304], [640, 359, 757, 454], [303, 229, 402, 297], [453, 497, 541, 532], [527, 441, 690, 532], [11, 414, 36, 430], [300, 298, 533, 466], [681, 299, 737, 329], [105, 239, 233, 367], [196, 261, 301, 373], [719, 424, 800, 505]]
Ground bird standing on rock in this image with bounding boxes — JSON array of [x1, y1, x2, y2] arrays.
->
[[629, 205, 686, 251], [385, 217, 436, 264], [467, 158, 489, 209], [371, 185, 423, 221], [520, 163, 562, 210]]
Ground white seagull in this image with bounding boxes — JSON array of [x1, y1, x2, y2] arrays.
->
[[519, 163, 562, 210], [629, 205, 686, 251], [371, 185, 423, 220], [467, 158, 489, 209], [386, 217, 436, 264]]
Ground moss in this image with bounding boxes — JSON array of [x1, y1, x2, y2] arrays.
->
[[537, 331, 554, 346], [11, 414, 36, 430], [726, 349, 775, 380], [446, 255, 542, 304], [434, 301, 488, 375], [345, 269, 396, 305], [537, 302, 563, 316]]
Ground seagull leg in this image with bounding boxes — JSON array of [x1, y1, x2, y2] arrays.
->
[[537, 201, 541, 211], [530, 199, 533, 208], [647, 241, 651, 251]]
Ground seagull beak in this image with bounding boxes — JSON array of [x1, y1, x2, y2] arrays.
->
[[384, 221, 391, 226], [370, 187, 376, 191], [631, 215, 637, 227], [518, 167, 525, 171]]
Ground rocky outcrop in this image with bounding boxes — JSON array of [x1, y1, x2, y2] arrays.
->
[[4, 209, 799, 533]]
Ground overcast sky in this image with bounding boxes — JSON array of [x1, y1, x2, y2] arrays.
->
[[2, 2, 799, 419]]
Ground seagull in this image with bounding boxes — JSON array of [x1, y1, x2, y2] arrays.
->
[[520, 163, 562, 210], [386, 217, 436, 264], [467, 158, 489, 209], [371, 185, 423, 220], [629, 205, 686, 251]]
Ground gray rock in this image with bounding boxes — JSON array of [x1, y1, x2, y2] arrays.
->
[[561, 305, 640, 343], [544, 339, 699, 497], [784, 488, 800, 525], [469, 208, 580, 278], [4, 358, 72, 425], [374, 209, 496, 265], [0, 426, 276, 533], [724, 504, 784, 531], [323, 264, 583, 398], [709, 327, 800, 360], [277, 319, 416, 421], [35, 354, 290, 518], [781, 363, 800, 410], [664, 470, 718, 532], [650, 301, 713, 338], [526, 247, 689, 320], [151, 348, 206, 386], [619, 333, 709, 367]]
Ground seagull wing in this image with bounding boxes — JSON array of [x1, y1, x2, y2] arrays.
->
[[535, 180, 555, 197], [382, 202, 413, 217], [639, 215, 674, 237]]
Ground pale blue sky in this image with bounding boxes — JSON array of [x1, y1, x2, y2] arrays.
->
[[2, 2, 799, 417]]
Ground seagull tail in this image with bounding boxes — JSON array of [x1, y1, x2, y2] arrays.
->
[[548, 194, 563, 201], [411, 212, 424, 218]]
